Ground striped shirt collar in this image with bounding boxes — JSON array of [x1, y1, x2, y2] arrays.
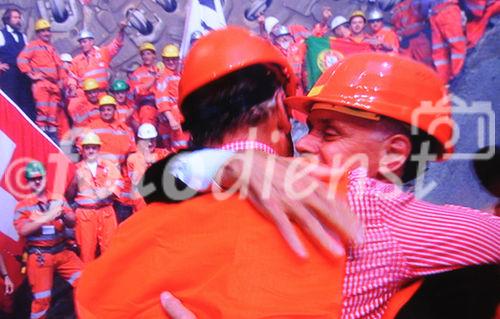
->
[[220, 141, 276, 155]]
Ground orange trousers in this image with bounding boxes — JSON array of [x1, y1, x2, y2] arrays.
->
[[138, 104, 157, 124], [430, 3, 467, 82], [75, 206, 117, 263], [466, 1, 500, 47], [32, 80, 62, 134], [400, 32, 433, 67], [158, 123, 190, 152], [27, 250, 83, 319]]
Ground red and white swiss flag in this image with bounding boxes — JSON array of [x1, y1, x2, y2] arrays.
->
[[0, 90, 74, 306]]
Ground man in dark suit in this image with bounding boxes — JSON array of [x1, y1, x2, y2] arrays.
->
[[0, 8, 35, 120]]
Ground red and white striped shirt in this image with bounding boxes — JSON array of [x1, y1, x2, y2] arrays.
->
[[342, 168, 499, 319], [221, 141, 276, 155]]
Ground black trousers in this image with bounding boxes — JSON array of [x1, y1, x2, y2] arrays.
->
[[0, 64, 35, 121]]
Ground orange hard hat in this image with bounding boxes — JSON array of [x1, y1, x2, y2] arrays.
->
[[286, 53, 454, 159], [179, 26, 297, 108]]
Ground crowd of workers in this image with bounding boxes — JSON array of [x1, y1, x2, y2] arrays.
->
[[0, 1, 499, 318]]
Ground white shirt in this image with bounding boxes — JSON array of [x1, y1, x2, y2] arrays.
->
[[86, 161, 98, 177], [169, 149, 234, 191], [0, 25, 28, 47]]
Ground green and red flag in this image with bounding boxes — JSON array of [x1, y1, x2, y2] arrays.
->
[[305, 37, 373, 90]]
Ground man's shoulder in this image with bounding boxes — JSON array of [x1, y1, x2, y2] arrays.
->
[[121, 195, 262, 237], [15, 196, 37, 210]]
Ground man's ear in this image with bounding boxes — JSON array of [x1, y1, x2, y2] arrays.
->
[[275, 90, 291, 134], [378, 134, 412, 179]]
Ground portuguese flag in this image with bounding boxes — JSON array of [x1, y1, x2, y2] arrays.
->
[[305, 37, 373, 90]]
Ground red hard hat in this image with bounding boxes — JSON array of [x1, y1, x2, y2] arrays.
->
[[179, 26, 297, 108], [286, 53, 454, 159]]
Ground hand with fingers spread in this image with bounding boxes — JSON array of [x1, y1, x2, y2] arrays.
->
[[215, 151, 363, 259]]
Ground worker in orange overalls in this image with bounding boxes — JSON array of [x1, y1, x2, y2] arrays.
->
[[130, 42, 160, 125], [85, 95, 136, 165], [67, 78, 102, 130], [422, 0, 467, 82], [463, 0, 500, 47], [391, 0, 433, 67], [14, 161, 83, 319], [110, 79, 138, 130], [17, 19, 66, 143], [74, 27, 345, 319], [271, 26, 307, 96], [348, 10, 370, 43], [155, 44, 189, 151], [69, 132, 122, 263], [259, 15, 311, 44], [62, 78, 103, 154], [367, 8, 400, 53], [126, 123, 170, 211], [330, 16, 352, 39], [86, 95, 136, 222], [70, 22, 126, 94], [55, 53, 74, 143], [311, 7, 334, 37]]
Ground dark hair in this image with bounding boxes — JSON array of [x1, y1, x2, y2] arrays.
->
[[2, 8, 21, 26], [181, 64, 282, 147]]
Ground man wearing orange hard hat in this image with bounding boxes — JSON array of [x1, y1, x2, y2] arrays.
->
[[75, 27, 499, 319], [74, 26, 361, 319], [153, 52, 498, 318]]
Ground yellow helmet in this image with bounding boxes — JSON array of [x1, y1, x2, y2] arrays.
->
[[81, 132, 102, 146], [162, 44, 180, 58], [99, 95, 117, 107], [350, 10, 366, 22], [83, 78, 100, 91], [139, 42, 156, 53], [35, 19, 51, 31]]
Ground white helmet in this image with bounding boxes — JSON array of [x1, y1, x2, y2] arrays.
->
[[60, 53, 73, 63], [330, 16, 349, 30], [367, 8, 384, 21], [78, 30, 95, 41], [137, 123, 158, 139], [264, 16, 280, 34], [272, 25, 291, 38]]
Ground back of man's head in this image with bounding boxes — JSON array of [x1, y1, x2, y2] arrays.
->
[[178, 26, 297, 147], [182, 65, 281, 146]]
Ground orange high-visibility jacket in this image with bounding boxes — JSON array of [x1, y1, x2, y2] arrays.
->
[[126, 148, 170, 186], [391, 0, 428, 38], [74, 159, 123, 207], [17, 39, 66, 83], [115, 100, 136, 125], [372, 27, 400, 52], [71, 37, 123, 89], [277, 41, 307, 95], [130, 65, 160, 100], [347, 33, 371, 44], [67, 96, 100, 128], [86, 118, 136, 165], [311, 23, 329, 37], [122, 148, 170, 206], [154, 68, 181, 115], [75, 195, 345, 318], [14, 193, 73, 247], [463, 0, 487, 18]]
